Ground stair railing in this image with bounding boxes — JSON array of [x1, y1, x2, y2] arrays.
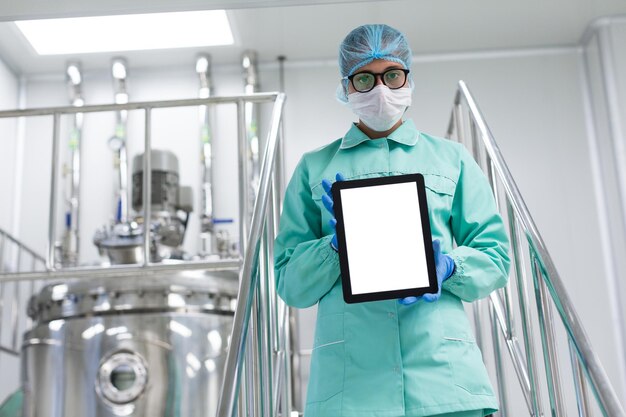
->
[[446, 80, 625, 417], [0, 92, 293, 417], [215, 92, 292, 417]]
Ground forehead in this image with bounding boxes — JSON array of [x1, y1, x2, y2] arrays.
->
[[352, 59, 404, 74]]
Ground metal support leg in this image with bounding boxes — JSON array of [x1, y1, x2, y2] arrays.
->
[[507, 206, 542, 417], [47, 113, 62, 270], [143, 108, 152, 266], [569, 340, 591, 417], [490, 302, 509, 417], [532, 255, 566, 417]]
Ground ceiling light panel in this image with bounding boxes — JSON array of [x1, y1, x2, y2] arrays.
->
[[15, 10, 234, 55]]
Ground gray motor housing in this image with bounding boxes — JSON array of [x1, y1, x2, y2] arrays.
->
[[131, 150, 193, 214]]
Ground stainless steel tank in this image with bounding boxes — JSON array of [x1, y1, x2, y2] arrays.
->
[[21, 270, 238, 417]]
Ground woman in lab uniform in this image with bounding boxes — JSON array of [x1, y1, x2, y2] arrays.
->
[[274, 24, 510, 417]]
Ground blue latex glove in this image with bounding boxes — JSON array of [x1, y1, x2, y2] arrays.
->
[[321, 172, 346, 251], [399, 239, 455, 304]]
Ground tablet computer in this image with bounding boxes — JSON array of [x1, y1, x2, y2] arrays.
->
[[331, 174, 438, 304]]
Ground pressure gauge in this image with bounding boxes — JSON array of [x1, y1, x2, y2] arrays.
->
[[108, 135, 124, 151]]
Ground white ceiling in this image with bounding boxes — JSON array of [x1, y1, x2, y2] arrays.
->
[[1, 0, 626, 76]]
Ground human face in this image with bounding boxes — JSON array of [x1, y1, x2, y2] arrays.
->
[[347, 60, 407, 95]]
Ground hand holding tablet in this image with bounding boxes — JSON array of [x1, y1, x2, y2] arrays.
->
[[330, 174, 442, 304], [399, 239, 455, 304]]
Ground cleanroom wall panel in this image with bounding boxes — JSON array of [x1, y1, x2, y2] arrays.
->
[[281, 49, 617, 414], [0, 57, 17, 235], [582, 20, 626, 401], [0, 52, 19, 417], [608, 21, 626, 310]]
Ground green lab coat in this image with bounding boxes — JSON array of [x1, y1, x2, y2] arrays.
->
[[274, 120, 511, 417]]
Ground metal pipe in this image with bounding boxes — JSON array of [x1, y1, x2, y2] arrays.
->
[[0, 258, 241, 283], [0, 345, 19, 356], [276, 56, 287, 197], [197, 54, 216, 256], [289, 307, 303, 413], [0, 282, 4, 366], [0, 94, 281, 119], [508, 204, 543, 416], [470, 119, 484, 170], [272, 350, 285, 417], [0, 229, 45, 264], [532, 255, 566, 417], [283, 303, 294, 416], [242, 50, 261, 225], [0, 233, 5, 272], [491, 170, 515, 343], [216, 93, 285, 417], [259, 231, 274, 417], [266, 184, 280, 351], [246, 298, 258, 417], [63, 62, 83, 266], [111, 58, 130, 224], [11, 280, 19, 350], [489, 302, 509, 417], [47, 113, 62, 270], [489, 291, 533, 411], [458, 80, 624, 416], [143, 108, 152, 266], [237, 100, 250, 255], [569, 339, 591, 417]]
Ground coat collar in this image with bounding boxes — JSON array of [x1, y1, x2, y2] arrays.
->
[[340, 119, 420, 149]]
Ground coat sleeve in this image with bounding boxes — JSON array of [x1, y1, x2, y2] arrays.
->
[[274, 157, 341, 308], [442, 146, 511, 302]]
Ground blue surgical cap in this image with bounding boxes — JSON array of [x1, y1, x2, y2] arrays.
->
[[336, 24, 413, 102]]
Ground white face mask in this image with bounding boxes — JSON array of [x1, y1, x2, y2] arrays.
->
[[346, 85, 412, 132]]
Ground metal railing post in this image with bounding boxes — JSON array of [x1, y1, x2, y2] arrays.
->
[[448, 80, 625, 417], [532, 255, 566, 416], [142, 108, 152, 266], [508, 208, 543, 417], [238, 100, 250, 255], [217, 93, 285, 417], [47, 113, 62, 270], [569, 340, 591, 417], [489, 302, 509, 417]]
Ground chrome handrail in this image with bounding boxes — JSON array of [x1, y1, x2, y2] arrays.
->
[[0, 92, 293, 417], [217, 93, 286, 417], [447, 80, 625, 417], [0, 228, 46, 360], [0, 228, 46, 269]]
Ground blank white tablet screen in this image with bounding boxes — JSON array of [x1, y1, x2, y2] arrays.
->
[[340, 181, 429, 295]]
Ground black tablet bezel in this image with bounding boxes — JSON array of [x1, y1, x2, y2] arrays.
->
[[331, 173, 438, 304]]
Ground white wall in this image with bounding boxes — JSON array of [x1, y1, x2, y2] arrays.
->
[[0, 57, 17, 232], [606, 19, 626, 334], [581, 18, 626, 405], [0, 56, 19, 406]]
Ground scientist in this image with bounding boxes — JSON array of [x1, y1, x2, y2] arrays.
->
[[274, 24, 511, 417]]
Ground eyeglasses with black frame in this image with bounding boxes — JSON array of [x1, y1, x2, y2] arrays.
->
[[346, 68, 410, 93]]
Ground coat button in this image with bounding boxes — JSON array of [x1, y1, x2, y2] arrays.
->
[[393, 366, 400, 373], [388, 312, 395, 319]]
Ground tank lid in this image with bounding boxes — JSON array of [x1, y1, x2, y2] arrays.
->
[[28, 270, 239, 323]]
